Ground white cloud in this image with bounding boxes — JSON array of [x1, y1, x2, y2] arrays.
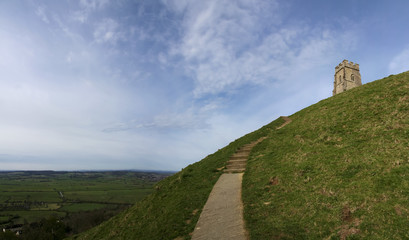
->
[[71, 10, 88, 23], [162, 0, 190, 13], [93, 18, 124, 45], [103, 101, 220, 132], [0, 0, 366, 171], [389, 47, 409, 74], [80, 0, 110, 11], [0, 17, 149, 169], [70, 0, 110, 24], [35, 6, 49, 24], [166, 0, 349, 98]]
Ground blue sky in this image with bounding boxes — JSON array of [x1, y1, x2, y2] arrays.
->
[[1, 0, 409, 171]]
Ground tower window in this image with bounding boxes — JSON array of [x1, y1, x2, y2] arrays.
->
[[351, 74, 355, 82]]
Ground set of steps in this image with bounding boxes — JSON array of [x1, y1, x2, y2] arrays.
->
[[224, 137, 267, 173]]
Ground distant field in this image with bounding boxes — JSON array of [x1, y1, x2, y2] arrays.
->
[[59, 203, 112, 212], [0, 171, 172, 228], [64, 188, 154, 203], [1, 210, 66, 225]]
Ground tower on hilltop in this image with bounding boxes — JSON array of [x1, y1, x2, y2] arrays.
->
[[333, 60, 362, 96]]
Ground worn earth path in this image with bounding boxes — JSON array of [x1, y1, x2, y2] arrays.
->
[[191, 137, 267, 240], [276, 116, 292, 129]]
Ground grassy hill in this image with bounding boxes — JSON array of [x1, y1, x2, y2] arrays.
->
[[73, 71, 409, 239], [71, 120, 274, 240]]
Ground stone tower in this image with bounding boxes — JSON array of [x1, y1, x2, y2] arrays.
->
[[333, 60, 362, 95]]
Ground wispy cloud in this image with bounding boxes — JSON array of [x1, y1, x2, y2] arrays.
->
[[71, 10, 88, 23], [35, 6, 50, 23], [389, 47, 409, 74], [79, 0, 110, 11], [2, 0, 408, 171], [70, 0, 110, 24], [93, 18, 125, 45], [103, 101, 220, 133], [166, 0, 353, 98]]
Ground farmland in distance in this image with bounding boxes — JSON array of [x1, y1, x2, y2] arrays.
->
[[0, 171, 173, 234]]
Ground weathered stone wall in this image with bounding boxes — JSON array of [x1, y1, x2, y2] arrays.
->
[[333, 60, 362, 95]]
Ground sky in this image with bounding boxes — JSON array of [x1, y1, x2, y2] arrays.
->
[[1, 0, 409, 171]]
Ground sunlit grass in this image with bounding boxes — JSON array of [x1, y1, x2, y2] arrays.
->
[[243, 71, 409, 239]]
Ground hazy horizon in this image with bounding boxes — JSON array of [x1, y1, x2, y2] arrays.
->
[[0, 169, 177, 172]]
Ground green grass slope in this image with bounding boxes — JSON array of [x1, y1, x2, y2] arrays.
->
[[71, 119, 280, 240], [74, 71, 409, 240], [243, 71, 409, 239]]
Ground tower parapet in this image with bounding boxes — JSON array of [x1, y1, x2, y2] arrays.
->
[[335, 60, 360, 72], [333, 60, 362, 96]]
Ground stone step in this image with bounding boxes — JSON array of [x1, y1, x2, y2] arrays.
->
[[226, 161, 246, 165], [227, 159, 246, 164], [226, 164, 246, 169], [223, 137, 268, 174], [237, 148, 251, 152], [226, 163, 246, 168], [223, 168, 245, 173], [236, 152, 251, 156], [227, 160, 247, 165], [241, 147, 253, 150], [240, 145, 253, 148], [229, 156, 248, 160], [231, 152, 249, 157], [230, 156, 249, 160], [231, 153, 250, 157]]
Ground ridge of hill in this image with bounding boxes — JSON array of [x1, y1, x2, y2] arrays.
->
[[73, 71, 409, 239], [72, 118, 276, 240]]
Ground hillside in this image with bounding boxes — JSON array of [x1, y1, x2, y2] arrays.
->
[[71, 120, 274, 239], [73, 71, 409, 239]]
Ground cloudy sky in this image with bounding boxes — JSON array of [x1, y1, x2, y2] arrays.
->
[[1, 0, 408, 171]]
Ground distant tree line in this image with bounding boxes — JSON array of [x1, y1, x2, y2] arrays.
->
[[0, 201, 48, 211]]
